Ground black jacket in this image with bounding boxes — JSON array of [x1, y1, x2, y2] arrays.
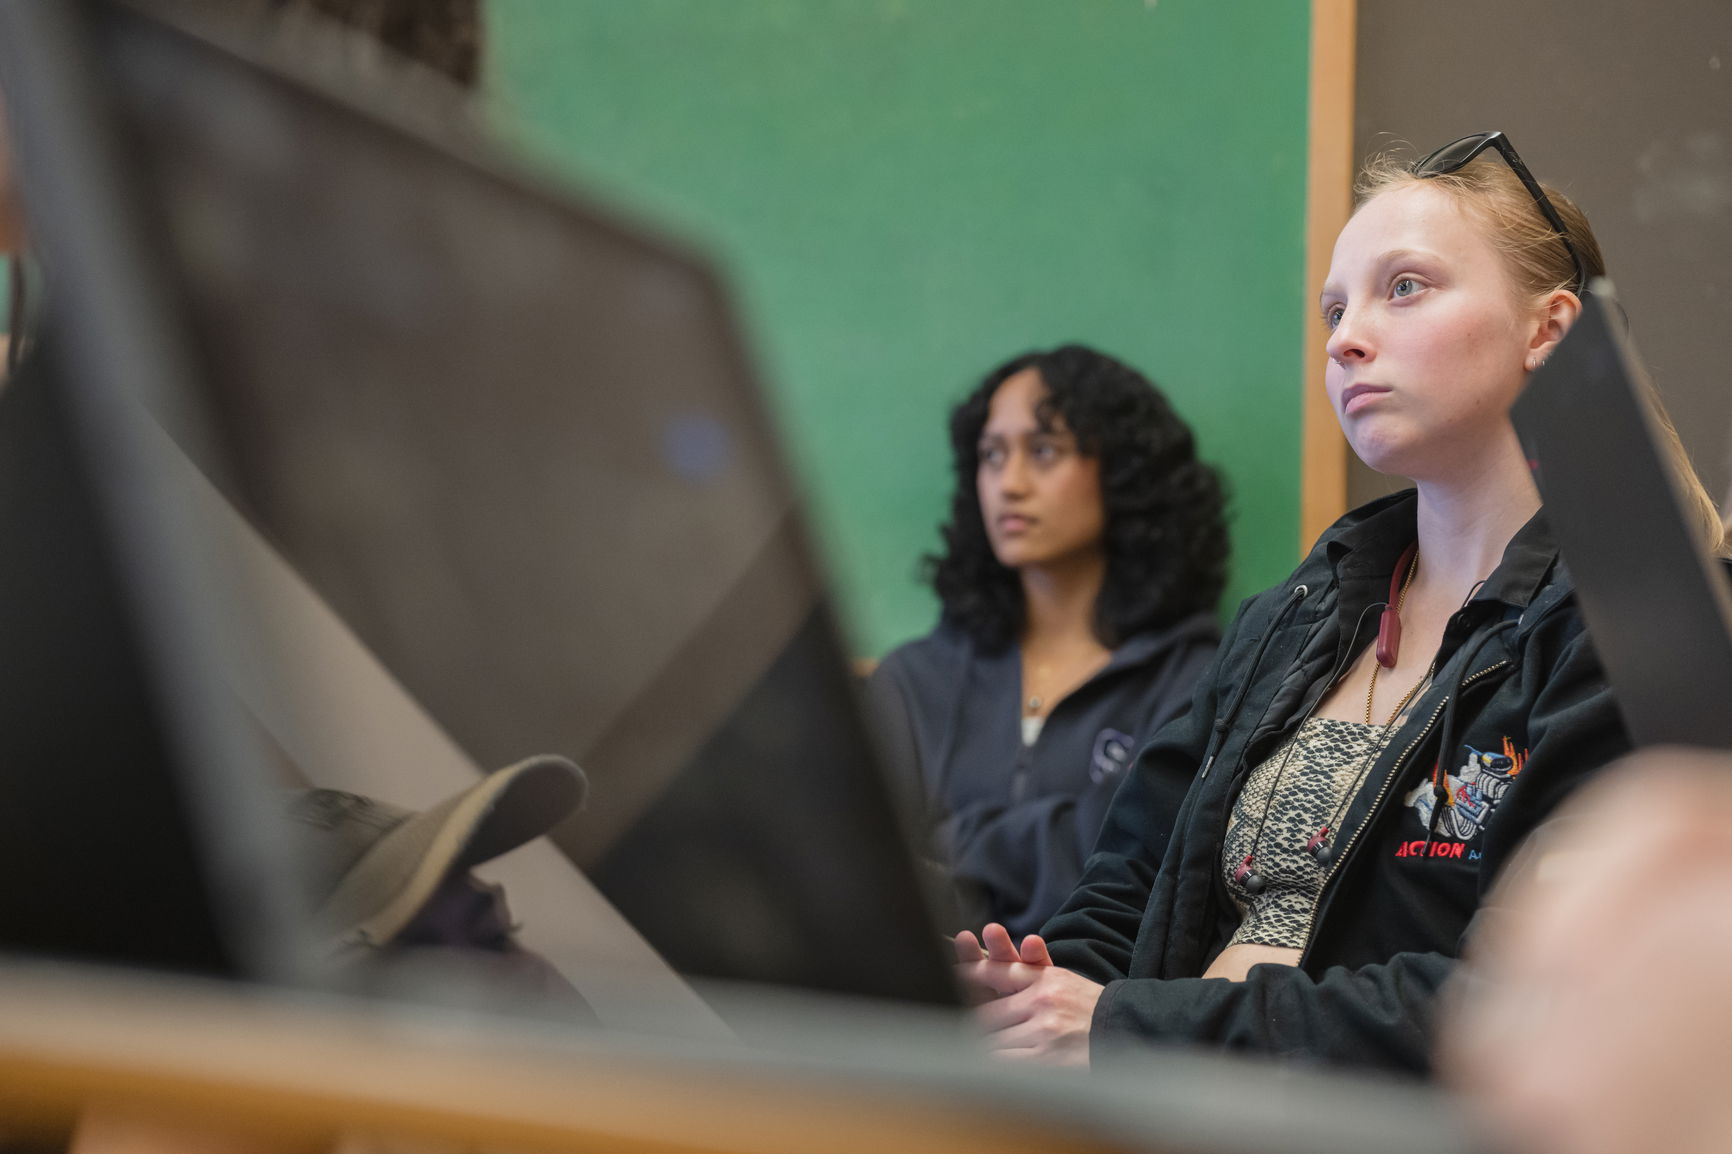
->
[[868, 612, 1219, 936], [1042, 491, 1630, 1073]]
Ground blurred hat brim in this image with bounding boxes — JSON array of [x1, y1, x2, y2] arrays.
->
[[318, 754, 585, 951]]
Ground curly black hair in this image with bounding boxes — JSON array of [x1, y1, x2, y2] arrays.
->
[[925, 344, 1228, 651]]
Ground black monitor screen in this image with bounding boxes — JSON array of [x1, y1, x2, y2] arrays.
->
[[98, 2, 955, 1004]]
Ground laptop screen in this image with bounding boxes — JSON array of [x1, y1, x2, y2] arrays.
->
[[96, 0, 957, 1004], [0, 0, 308, 982], [1512, 284, 1732, 751]]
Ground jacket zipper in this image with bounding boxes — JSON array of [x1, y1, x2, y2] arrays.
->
[[1297, 658, 1510, 966]]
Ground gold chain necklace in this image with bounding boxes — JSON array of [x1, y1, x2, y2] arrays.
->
[[1365, 549, 1431, 726], [1022, 645, 1111, 718]]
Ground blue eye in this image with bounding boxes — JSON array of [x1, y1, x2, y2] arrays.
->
[[1393, 277, 1418, 298], [1324, 304, 1344, 330]]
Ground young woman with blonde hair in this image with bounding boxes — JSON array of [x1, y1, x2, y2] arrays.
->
[[953, 132, 1719, 1073]]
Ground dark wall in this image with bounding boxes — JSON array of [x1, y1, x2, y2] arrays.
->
[[1351, 1, 1732, 510]]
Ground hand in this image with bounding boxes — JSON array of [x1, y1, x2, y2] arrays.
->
[[974, 956, 1101, 1067], [952, 923, 1098, 1066], [952, 922, 1051, 1004], [1440, 748, 1732, 1154]]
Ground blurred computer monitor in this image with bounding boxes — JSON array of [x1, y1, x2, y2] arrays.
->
[[1512, 283, 1732, 751], [32, 0, 956, 1006], [0, 0, 307, 982]]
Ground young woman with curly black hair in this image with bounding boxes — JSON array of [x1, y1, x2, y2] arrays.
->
[[868, 344, 1229, 937]]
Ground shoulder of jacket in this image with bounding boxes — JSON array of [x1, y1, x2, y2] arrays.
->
[[1230, 556, 1334, 628], [1512, 561, 1583, 638], [873, 621, 976, 686], [1312, 490, 1417, 548], [1110, 611, 1222, 667]]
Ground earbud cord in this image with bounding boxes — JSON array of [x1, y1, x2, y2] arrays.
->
[[1232, 599, 1383, 894]]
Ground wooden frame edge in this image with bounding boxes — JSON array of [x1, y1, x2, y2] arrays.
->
[[1300, 0, 1356, 552]]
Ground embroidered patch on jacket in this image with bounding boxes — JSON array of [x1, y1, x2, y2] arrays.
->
[[1089, 728, 1135, 783], [1400, 738, 1529, 845]]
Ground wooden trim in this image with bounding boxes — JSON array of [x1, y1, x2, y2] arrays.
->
[[0, 969, 1154, 1154], [1299, 0, 1357, 553]]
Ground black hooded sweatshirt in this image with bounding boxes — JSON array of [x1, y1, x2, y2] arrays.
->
[[867, 611, 1219, 937], [1043, 491, 1632, 1074]]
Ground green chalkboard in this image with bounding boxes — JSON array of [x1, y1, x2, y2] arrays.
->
[[487, 0, 1311, 655]]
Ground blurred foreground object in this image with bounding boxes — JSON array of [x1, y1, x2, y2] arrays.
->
[[1, 0, 953, 1016], [280, 756, 595, 1019], [284, 755, 584, 956], [0, 963, 1486, 1154], [0, 0, 310, 980], [1441, 748, 1732, 1154]]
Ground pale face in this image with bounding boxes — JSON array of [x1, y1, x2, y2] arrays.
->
[[1319, 182, 1541, 481], [975, 368, 1105, 571]]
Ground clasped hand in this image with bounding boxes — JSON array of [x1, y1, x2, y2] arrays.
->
[[953, 922, 1102, 1067]]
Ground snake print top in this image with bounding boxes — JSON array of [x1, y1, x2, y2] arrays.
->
[[1220, 716, 1390, 949]]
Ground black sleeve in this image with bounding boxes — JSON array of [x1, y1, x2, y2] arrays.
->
[[1092, 952, 1449, 1071]]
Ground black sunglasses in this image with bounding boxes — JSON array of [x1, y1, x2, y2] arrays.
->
[[1411, 131, 1589, 295]]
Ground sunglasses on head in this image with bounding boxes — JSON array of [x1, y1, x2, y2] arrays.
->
[[1411, 131, 1589, 296]]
